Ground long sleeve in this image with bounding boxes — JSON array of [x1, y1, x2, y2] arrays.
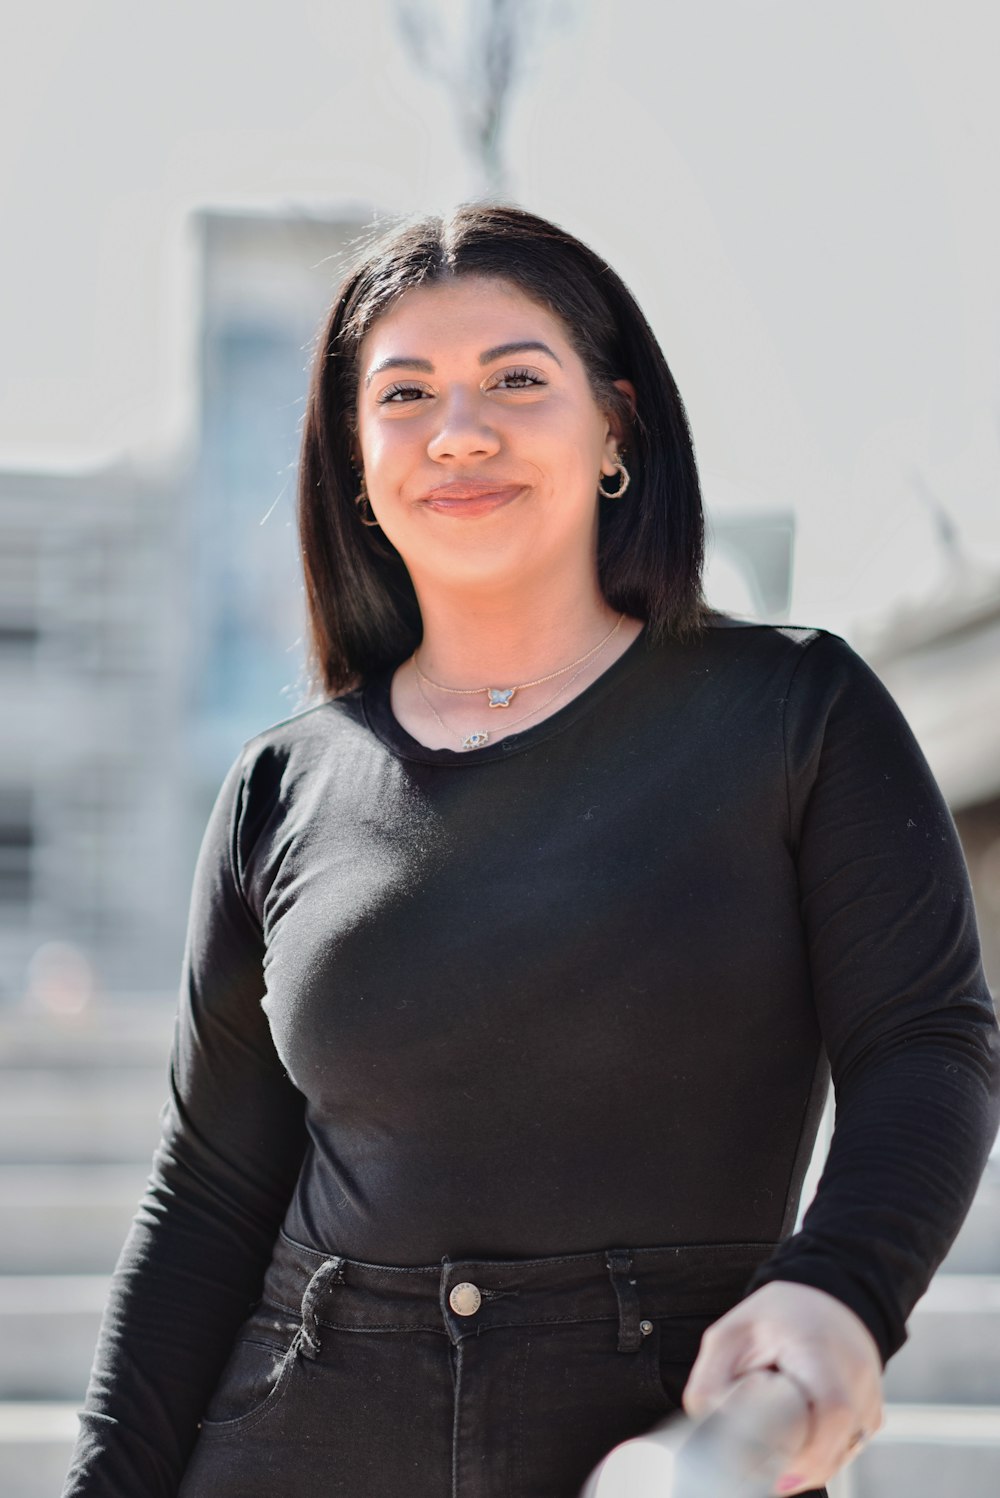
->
[[62, 749, 308, 1497], [743, 632, 1000, 1364]]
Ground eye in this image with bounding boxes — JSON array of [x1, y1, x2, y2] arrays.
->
[[376, 382, 430, 404], [487, 367, 546, 391]]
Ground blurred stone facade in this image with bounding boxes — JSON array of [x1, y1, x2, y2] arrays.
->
[[0, 460, 183, 999], [0, 207, 370, 1000]]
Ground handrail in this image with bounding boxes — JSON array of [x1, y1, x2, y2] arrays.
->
[[580, 1367, 812, 1498]]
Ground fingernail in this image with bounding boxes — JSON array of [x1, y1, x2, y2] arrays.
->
[[776, 1478, 804, 1494]]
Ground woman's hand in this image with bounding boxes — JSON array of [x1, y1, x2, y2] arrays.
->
[[681, 1280, 885, 1495]]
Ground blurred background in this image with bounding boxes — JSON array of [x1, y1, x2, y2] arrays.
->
[[1, 2, 999, 1494]]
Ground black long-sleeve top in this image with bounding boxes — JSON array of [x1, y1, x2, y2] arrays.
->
[[63, 616, 1000, 1496]]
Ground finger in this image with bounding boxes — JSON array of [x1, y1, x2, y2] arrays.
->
[[814, 1379, 883, 1479], [771, 1360, 880, 1491], [681, 1320, 756, 1419], [794, 1409, 883, 1493], [841, 1425, 870, 1463], [783, 1402, 857, 1490], [838, 1395, 885, 1467], [774, 1421, 876, 1498]]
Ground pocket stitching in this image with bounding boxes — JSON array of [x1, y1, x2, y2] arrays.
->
[[198, 1329, 304, 1436], [641, 1322, 675, 1410], [643, 1317, 708, 1412]]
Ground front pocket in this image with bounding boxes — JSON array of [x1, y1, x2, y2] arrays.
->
[[648, 1313, 716, 1414], [199, 1303, 303, 1433]]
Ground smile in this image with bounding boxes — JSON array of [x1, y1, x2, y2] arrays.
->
[[419, 483, 525, 516]]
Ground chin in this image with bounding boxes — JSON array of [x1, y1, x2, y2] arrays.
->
[[409, 532, 540, 587]]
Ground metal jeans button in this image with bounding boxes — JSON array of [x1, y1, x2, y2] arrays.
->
[[448, 1282, 482, 1316]]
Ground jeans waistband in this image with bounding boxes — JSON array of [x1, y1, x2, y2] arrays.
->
[[263, 1230, 779, 1353]]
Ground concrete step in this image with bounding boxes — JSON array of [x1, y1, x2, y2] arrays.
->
[[0, 1278, 109, 1402], [0, 1001, 175, 1070], [0, 1403, 78, 1498], [882, 1274, 1000, 1404], [850, 1404, 1000, 1496], [0, 1165, 146, 1274], [2, 1402, 1000, 1498], [0, 1070, 165, 1164]]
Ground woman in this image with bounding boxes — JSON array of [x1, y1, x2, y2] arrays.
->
[[63, 204, 1000, 1498]]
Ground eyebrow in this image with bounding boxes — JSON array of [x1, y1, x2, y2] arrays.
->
[[364, 341, 562, 388]]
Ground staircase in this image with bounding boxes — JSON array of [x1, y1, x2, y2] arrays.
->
[[0, 1002, 998, 1498], [0, 1002, 173, 1498], [848, 1153, 1000, 1495]]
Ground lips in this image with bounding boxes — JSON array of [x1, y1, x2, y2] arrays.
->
[[419, 482, 524, 515]]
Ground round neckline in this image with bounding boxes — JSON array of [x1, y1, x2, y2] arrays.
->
[[362, 622, 653, 766]]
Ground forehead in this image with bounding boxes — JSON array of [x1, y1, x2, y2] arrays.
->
[[359, 276, 574, 360]]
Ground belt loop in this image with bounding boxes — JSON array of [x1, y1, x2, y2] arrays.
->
[[438, 1255, 459, 1346], [606, 1248, 642, 1353], [300, 1255, 345, 1359]]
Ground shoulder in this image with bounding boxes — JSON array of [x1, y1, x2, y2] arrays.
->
[[207, 688, 372, 838], [194, 689, 375, 884], [706, 618, 932, 801], [233, 687, 369, 778], [693, 614, 902, 741], [697, 610, 865, 683], [702, 611, 877, 675], [704, 609, 829, 652]]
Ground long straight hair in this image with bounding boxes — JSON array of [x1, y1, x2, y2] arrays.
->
[[297, 204, 709, 698]]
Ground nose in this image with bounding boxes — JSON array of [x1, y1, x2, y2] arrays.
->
[[426, 389, 501, 462]]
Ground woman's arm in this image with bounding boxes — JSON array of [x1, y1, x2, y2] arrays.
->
[[684, 631, 1000, 1494], [62, 750, 308, 1498]]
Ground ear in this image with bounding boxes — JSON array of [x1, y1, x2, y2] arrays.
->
[[612, 377, 637, 424], [600, 378, 637, 474]]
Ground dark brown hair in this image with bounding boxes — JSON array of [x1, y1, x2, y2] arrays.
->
[[297, 203, 709, 698]]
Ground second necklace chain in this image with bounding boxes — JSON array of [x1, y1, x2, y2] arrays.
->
[[413, 655, 598, 751]]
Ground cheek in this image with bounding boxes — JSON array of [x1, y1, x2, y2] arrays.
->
[[359, 424, 410, 484], [537, 401, 607, 466]]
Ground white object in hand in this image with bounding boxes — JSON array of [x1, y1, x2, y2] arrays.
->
[[580, 1367, 812, 1498]]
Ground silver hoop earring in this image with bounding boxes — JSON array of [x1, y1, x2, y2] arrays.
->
[[598, 458, 630, 499], [354, 475, 381, 528]]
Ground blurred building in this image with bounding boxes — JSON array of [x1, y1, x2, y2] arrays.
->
[[705, 507, 796, 619], [0, 206, 370, 999], [0, 458, 183, 999], [185, 207, 372, 775]]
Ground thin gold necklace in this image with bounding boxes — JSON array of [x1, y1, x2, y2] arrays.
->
[[413, 655, 597, 751], [412, 613, 625, 711]]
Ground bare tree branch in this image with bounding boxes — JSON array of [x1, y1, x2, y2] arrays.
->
[[391, 0, 559, 194]]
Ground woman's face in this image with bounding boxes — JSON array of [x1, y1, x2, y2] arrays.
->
[[354, 275, 633, 596]]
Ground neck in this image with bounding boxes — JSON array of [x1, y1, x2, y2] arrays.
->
[[411, 576, 624, 688]]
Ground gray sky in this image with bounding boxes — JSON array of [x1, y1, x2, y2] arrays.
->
[[2, 0, 998, 632]]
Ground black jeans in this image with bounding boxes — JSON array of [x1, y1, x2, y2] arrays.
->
[[178, 1230, 826, 1498]]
